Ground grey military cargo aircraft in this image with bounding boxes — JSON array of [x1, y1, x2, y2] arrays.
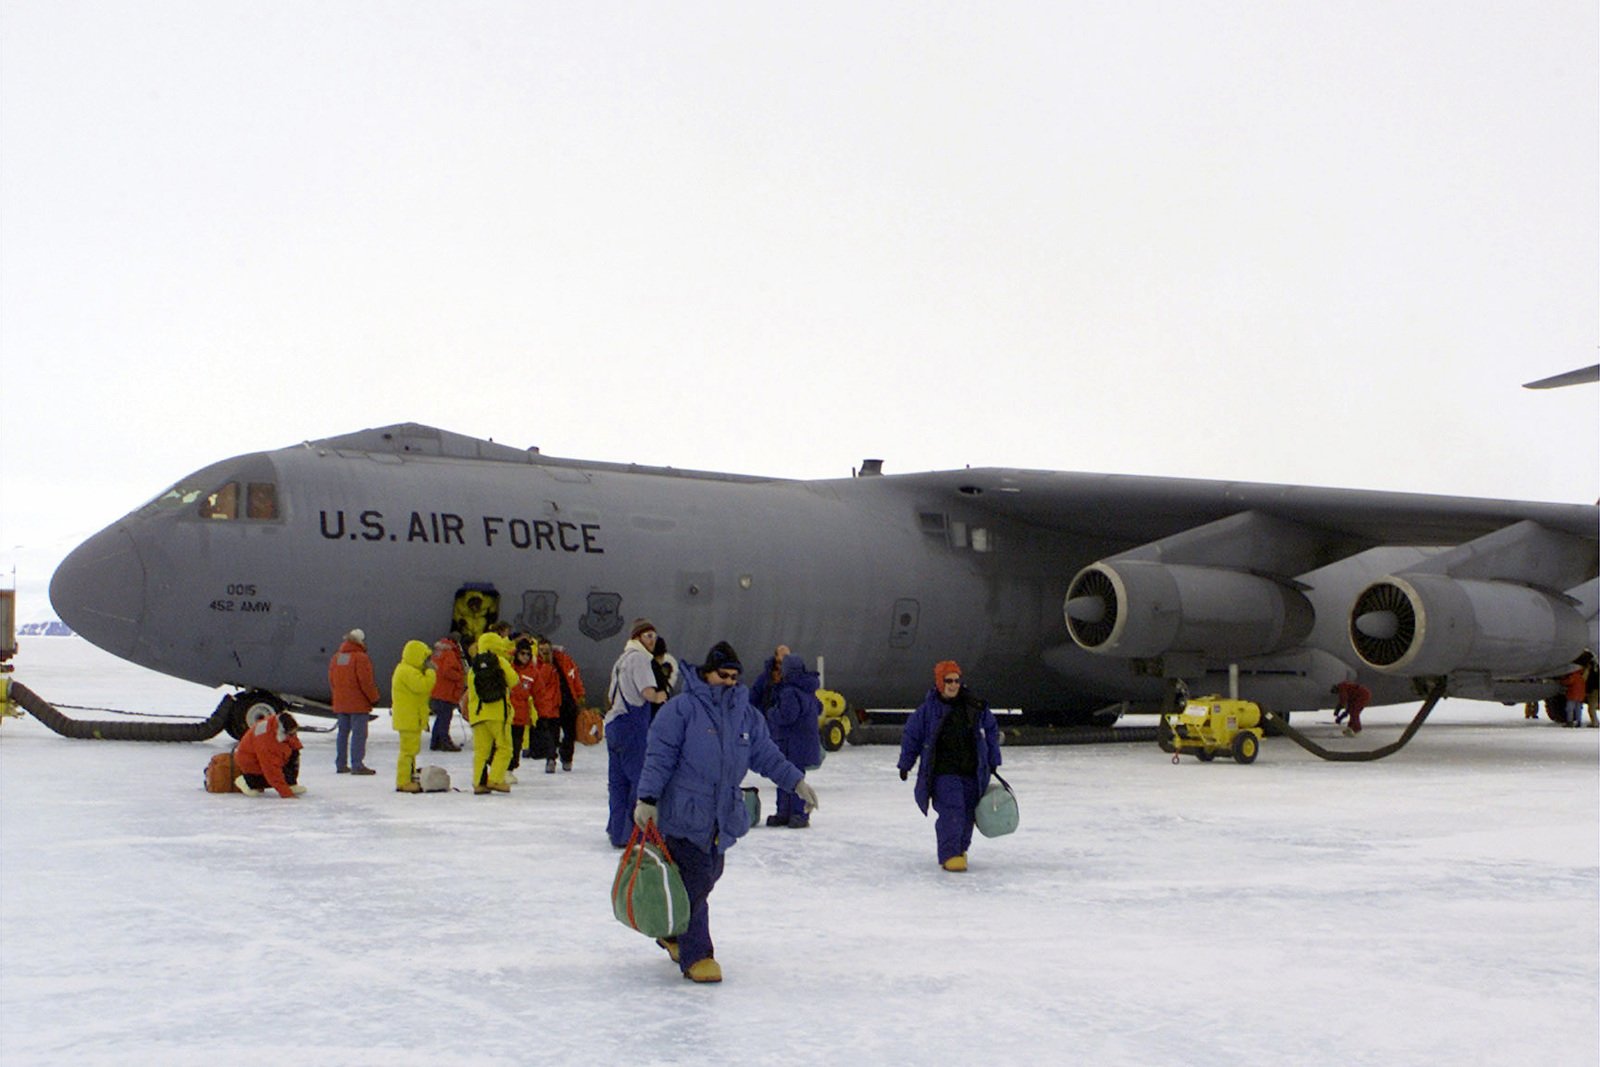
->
[[49, 423, 1598, 733]]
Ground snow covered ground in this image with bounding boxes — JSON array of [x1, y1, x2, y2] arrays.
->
[[2, 636, 1596, 1066]]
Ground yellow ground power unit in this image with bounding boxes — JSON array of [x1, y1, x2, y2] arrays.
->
[[817, 688, 852, 751], [1159, 696, 1264, 764]]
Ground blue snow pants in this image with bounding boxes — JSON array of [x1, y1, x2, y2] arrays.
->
[[931, 773, 980, 863], [607, 706, 650, 847], [429, 698, 457, 748], [335, 713, 370, 772], [666, 834, 725, 972]]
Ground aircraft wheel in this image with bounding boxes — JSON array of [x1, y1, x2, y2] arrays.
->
[[229, 690, 284, 739], [1232, 732, 1259, 764], [820, 719, 846, 752], [1157, 717, 1177, 753], [1195, 748, 1216, 762]]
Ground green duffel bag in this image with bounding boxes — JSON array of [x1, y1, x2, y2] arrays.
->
[[611, 826, 690, 939], [974, 770, 1019, 838]]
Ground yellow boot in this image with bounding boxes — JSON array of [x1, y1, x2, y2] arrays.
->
[[656, 938, 680, 963], [942, 854, 968, 872], [684, 957, 723, 983]]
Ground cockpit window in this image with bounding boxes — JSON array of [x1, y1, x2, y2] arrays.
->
[[246, 482, 278, 519], [199, 483, 239, 520], [148, 484, 208, 511], [140, 467, 281, 522]]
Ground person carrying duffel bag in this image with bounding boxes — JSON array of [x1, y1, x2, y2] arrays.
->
[[630, 641, 820, 984]]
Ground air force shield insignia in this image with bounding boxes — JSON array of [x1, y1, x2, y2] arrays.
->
[[513, 590, 561, 635], [579, 592, 623, 641]]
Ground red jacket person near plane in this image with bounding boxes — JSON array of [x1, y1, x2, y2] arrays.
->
[[329, 629, 381, 774], [234, 711, 306, 797], [1333, 681, 1372, 736]]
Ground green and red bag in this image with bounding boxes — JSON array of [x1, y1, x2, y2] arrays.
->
[[611, 824, 690, 939]]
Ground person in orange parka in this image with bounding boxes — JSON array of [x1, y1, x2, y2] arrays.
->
[[1332, 680, 1372, 737], [506, 638, 540, 779], [1560, 656, 1591, 728], [429, 631, 467, 752], [234, 710, 306, 797], [529, 637, 565, 773], [329, 628, 381, 775]]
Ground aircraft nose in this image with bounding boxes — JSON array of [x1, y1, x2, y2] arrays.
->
[[50, 524, 145, 657]]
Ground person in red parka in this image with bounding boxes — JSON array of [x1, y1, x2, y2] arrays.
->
[[550, 644, 587, 772], [1332, 680, 1372, 736], [1560, 656, 1591, 728], [429, 631, 467, 752], [329, 628, 381, 774], [234, 710, 305, 797], [506, 638, 539, 778], [529, 638, 565, 773]]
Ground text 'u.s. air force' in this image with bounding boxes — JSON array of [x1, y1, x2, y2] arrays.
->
[[318, 510, 603, 553]]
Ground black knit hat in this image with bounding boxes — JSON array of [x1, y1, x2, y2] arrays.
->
[[703, 641, 742, 673]]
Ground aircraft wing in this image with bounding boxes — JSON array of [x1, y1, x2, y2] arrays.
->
[[870, 466, 1597, 547], [869, 466, 1596, 699], [1523, 364, 1599, 389]]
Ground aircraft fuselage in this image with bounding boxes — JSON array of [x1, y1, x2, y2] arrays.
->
[[51, 425, 1598, 721]]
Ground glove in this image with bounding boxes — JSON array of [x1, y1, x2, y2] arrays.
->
[[633, 799, 658, 829], [794, 779, 820, 812], [899, 768, 909, 781]]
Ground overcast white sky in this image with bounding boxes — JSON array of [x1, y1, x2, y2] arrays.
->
[[2, 2, 1596, 619]]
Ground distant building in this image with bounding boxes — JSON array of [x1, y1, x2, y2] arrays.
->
[[18, 621, 74, 637]]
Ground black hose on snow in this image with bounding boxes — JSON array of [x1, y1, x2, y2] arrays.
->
[[7, 682, 233, 742]]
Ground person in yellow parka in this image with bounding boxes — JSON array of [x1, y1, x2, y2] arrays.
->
[[391, 639, 438, 793], [467, 632, 520, 794]]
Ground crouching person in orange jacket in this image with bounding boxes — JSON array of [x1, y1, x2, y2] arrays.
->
[[234, 710, 306, 797]]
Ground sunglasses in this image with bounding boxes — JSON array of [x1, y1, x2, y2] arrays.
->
[[715, 669, 741, 681], [942, 676, 961, 685]]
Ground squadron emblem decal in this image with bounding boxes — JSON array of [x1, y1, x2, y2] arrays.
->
[[579, 592, 623, 641], [514, 590, 561, 635]]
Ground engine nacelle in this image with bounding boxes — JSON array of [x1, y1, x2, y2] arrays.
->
[[1064, 561, 1314, 659], [1348, 574, 1587, 676]]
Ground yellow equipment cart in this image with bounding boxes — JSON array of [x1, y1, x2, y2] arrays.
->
[[1160, 695, 1264, 764], [817, 689, 852, 751]]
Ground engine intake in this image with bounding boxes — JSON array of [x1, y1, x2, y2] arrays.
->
[[1349, 575, 1587, 676], [1064, 561, 1314, 659]]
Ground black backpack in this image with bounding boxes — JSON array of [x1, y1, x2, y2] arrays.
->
[[471, 651, 507, 704]]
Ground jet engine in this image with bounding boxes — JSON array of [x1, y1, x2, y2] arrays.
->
[[1348, 574, 1587, 676], [1064, 561, 1314, 660]]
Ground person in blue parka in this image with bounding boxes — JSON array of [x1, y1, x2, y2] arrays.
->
[[752, 648, 824, 828], [633, 641, 821, 984], [897, 658, 1001, 872]]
